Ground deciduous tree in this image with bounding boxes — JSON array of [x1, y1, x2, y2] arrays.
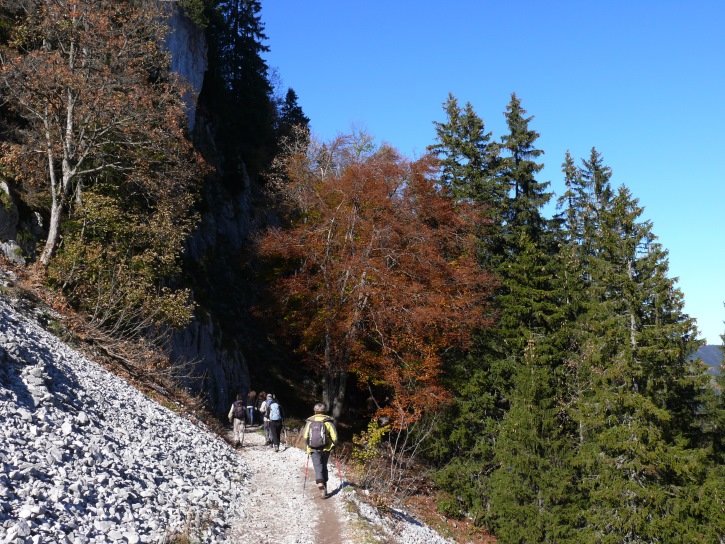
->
[[258, 133, 495, 424], [0, 0, 199, 265]]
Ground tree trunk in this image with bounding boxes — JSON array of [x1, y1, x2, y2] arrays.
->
[[320, 330, 347, 420], [39, 199, 63, 265], [322, 369, 347, 422]]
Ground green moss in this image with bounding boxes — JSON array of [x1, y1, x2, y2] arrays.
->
[[0, 186, 12, 211]]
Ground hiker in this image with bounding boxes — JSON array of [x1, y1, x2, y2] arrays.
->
[[227, 393, 246, 447], [246, 389, 257, 425], [267, 394, 284, 452], [303, 402, 338, 498], [259, 391, 271, 445]]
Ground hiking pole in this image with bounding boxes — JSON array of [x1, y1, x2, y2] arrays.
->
[[303, 453, 310, 496]]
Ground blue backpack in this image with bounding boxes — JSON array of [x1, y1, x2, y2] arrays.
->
[[268, 401, 282, 421]]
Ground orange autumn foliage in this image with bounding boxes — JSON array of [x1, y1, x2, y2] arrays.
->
[[259, 135, 496, 428]]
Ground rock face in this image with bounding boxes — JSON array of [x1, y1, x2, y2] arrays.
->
[[166, 161, 267, 413], [164, 8, 259, 414], [168, 311, 250, 413], [164, 6, 207, 131]]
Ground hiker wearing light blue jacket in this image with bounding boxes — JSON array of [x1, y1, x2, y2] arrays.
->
[[267, 394, 283, 452]]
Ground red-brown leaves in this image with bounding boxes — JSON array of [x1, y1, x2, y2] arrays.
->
[[259, 135, 496, 428]]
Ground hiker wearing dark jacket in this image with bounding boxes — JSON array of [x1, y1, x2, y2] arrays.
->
[[267, 394, 283, 452], [303, 403, 338, 498], [227, 394, 246, 447]]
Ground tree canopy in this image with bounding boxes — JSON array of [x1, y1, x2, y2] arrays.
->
[[258, 133, 496, 424]]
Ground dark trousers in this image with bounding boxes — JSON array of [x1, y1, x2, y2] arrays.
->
[[310, 450, 330, 484], [269, 419, 282, 447]]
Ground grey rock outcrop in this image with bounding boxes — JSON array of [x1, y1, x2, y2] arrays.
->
[[161, 6, 256, 413], [168, 311, 250, 413], [164, 6, 207, 132]]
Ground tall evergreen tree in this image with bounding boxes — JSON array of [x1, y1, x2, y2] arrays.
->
[[713, 341, 725, 464], [205, 0, 276, 175], [428, 93, 500, 204], [498, 93, 550, 240], [487, 236, 579, 543], [427, 94, 571, 530], [276, 87, 310, 143], [560, 152, 712, 542]]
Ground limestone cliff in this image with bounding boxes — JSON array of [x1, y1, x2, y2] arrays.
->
[[164, 7, 265, 413], [164, 6, 207, 132]]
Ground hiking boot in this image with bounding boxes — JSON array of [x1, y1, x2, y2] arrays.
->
[[274, 446, 279, 452], [318, 484, 327, 498]]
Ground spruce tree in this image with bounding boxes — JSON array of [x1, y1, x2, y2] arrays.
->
[[562, 152, 713, 542], [487, 236, 579, 543], [205, 0, 276, 175], [713, 342, 725, 464], [498, 93, 550, 240], [428, 93, 500, 204], [276, 87, 310, 142], [427, 94, 571, 530], [424, 94, 502, 520]]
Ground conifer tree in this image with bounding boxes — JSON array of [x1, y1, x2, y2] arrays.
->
[[276, 87, 310, 143], [205, 0, 276, 174], [498, 93, 550, 240], [487, 238, 579, 543], [561, 152, 712, 542], [427, 94, 570, 528], [424, 95, 503, 520], [713, 341, 725, 464], [428, 93, 500, 204]]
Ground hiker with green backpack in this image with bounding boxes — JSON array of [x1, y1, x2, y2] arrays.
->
[[303, 403, 338, 498]]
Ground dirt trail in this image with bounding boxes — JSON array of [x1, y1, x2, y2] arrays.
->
[[227, 423, 351, 544]]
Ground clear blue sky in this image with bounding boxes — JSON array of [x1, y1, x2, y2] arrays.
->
[[261, 0, 725, 344]]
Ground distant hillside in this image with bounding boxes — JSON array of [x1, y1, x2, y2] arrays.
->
[[689, 345, 723, 376]]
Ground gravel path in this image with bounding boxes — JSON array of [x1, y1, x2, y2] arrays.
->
[[226, 425, 351, 544]]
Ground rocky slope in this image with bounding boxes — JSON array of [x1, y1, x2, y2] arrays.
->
[[0, 290, 248, 542]]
